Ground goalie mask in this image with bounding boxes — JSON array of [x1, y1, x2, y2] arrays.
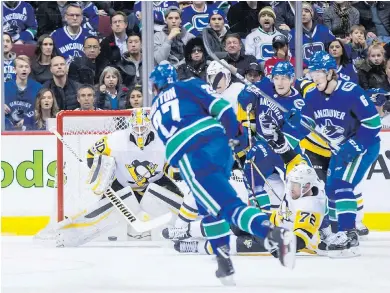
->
[[129, 108, 154, 149], [286, 164, 323, 200], [207, 60, 231, 93]]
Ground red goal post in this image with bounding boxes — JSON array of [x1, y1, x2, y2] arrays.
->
[[56, 110, 134, 222]]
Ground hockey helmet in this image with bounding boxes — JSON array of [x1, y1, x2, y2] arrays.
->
[[286, 164, 323, 200], [308, 51, 337, 73], [129, 108, 154, 150], [149, 62, 178, 93], [271, 61, 295, 80], [206, 60, 231, 91]]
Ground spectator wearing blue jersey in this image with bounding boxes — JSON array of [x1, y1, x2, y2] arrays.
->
[[117, 31, 143, 88], [327, 39, 358, 84], [4, 55, 42, 131], [4, 32, 16, 82], [31, 35, 58, 84], [323, 1, 360, 42], [154, 6, 195, 67], [79, 1, 99, 36], [97, 67, 128, 110], [181, 1, 224, 37], [202, 9, 228, 57], [3, 1, 37, 44], [51, 3, 91, 64], [289, 2, 335, 62], [357, 44, 390, 91]]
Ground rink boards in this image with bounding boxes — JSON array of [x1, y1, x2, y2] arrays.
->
[[1, 130, 390, 235]]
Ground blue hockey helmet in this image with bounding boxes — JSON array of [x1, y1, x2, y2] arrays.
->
[[308, 51, 337, 73], [271, 61, 295, 79], [149, 63, 178, 92]]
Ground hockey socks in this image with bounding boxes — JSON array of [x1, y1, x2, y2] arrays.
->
[[328, 180, 357, 231], [230, 206, 270, 239]]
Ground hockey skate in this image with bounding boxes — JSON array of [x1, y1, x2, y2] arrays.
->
[[327, 230, 360, 258], [161, 225, 191, 240], [263, 221, 296, 269], [173, 239, 200, 253], [215, 245, 235, 286], [356, 221, 369, 238], [317, 225, 333, 256]]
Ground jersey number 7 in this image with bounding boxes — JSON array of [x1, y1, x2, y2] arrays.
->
[[298, 211, 316, 226], [152, 99, 181, 139]]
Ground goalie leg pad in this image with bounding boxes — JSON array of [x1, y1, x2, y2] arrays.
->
[[140, 183, 184, 223], [56, 187, 140, 247], [87, 155, 116, 196]]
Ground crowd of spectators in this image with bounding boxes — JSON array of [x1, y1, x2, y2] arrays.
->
[[3, 1, 390, 131]]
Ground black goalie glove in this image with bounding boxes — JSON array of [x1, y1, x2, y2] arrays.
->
[[259, 113, 290, 154]]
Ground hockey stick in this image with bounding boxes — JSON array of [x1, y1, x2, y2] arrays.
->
[[201, 33, 340, 152], [246, 104, 256, 196], [229, 141, 271, 214], [249, 159, 282, 202], [50, 127, 172, 233]]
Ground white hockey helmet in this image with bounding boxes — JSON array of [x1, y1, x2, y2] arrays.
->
[[129, 108, 153, 150], [286, 164, 323, 200], [207, 60, 231, 92]]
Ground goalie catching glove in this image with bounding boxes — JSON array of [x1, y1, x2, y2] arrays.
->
[[86, 154, 116, 195]]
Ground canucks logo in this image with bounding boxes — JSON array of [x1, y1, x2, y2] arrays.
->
[[259, 44, 274, 60], [126, 160, 160, 187], [302, 42, 325, 60], [191, 14, 209, 31], [320, 119, 345, 145]]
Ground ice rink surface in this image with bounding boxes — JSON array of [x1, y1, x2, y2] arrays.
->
[[2, 233, 390, 293]]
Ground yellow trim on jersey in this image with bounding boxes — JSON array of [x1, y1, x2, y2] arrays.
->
[[300, 138, 332, 158]]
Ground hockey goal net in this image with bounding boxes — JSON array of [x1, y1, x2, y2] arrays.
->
[[55, 110, 134, 222]]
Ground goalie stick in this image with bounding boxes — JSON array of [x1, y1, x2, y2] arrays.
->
[[50, 127, 172, 233], [201, 33, 340, 152]]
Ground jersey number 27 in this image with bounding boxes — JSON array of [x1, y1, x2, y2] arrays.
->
[[152, 99, 181, 139]]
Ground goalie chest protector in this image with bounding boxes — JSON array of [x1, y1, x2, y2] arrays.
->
[[105, 128, 165, 191]]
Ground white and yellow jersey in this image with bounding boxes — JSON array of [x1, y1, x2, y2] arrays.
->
[[271, 189, 327, 251], [87, 128, 165, 191]]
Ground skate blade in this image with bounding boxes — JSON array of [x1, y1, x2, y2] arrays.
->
[[282, 231, 297, 269], [328, 247, 360, 258], [358, 235, 368, 241], [218, 275, 236, 286], [315, 249, 328, 257]]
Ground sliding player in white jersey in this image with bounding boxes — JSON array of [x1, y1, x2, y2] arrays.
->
[[35, 108, 185, 247], [172, 164, 328, 256]]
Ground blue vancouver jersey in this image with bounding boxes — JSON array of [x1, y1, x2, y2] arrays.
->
[[301, 79, 382, 149], [51, 26, 90, 64], [3, 1, 37, 42], [336, 63, 358, 84], [81, 1, 99, 36], [151, 78, 238, 166], [289, 24, 335, 61], [4, 59, 16, 82], [134, 1, 179, 25], [182, 3, 226, 36], [238, 78, 306, 150]]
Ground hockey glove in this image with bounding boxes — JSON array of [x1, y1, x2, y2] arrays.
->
[[260, 114, 290, 154], [337, 138, 365, 164]]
